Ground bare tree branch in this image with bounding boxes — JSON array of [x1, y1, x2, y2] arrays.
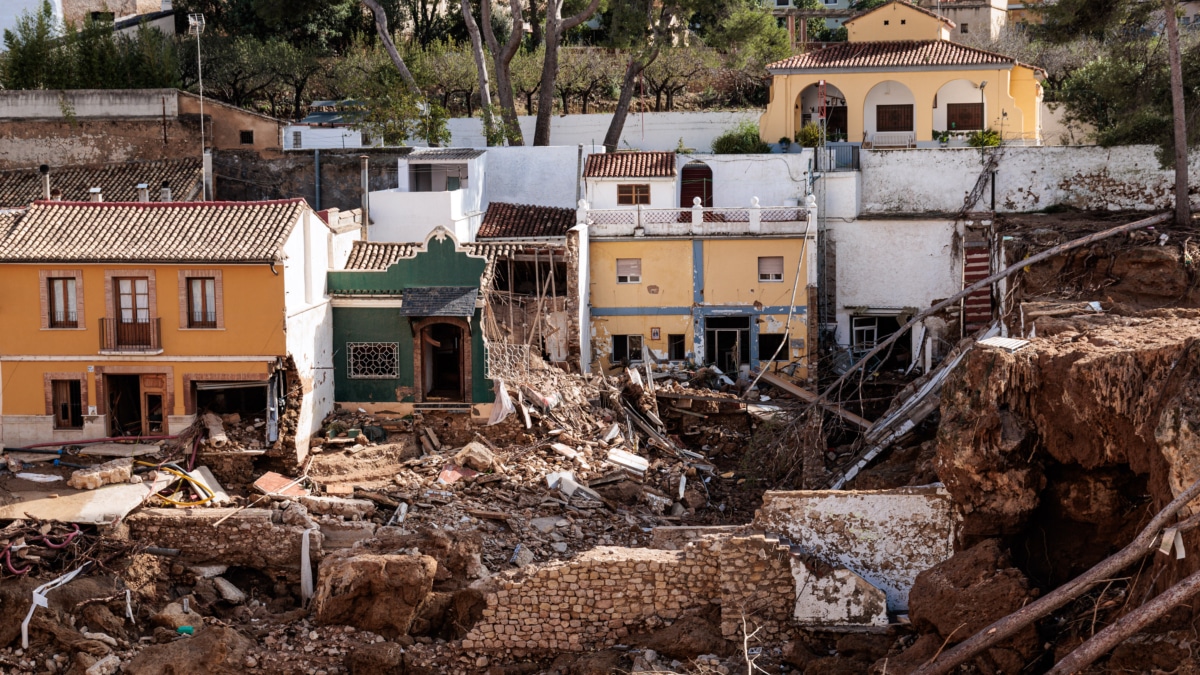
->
[[361, 0, 421, 97], [460, 0, 497, 143]]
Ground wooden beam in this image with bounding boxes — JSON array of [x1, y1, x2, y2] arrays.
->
[[755, 370, 871, 429]]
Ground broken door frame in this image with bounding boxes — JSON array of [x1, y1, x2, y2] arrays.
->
[[412, 316, 471, 403], [93, 365, 174, 437]]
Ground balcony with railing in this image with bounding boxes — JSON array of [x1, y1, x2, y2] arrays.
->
[[587, 199, 814, 238], [100, 318, 162, 353], [48, 310, 78, 329]]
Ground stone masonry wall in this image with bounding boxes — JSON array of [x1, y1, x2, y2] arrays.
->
[[126, 507, 323, 579], [462, 543, 721, 653], [718, 536, 798, 643]]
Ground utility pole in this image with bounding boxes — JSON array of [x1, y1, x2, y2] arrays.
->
[[188, 13, 206, 200], [1165, 0, 1191, 226]]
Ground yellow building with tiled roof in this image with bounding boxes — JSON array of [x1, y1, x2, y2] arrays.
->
[[0, 198, 358, 462], [759, 0, 1044, 147]]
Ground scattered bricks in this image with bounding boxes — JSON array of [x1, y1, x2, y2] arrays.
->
[[67, 457, 133, 490]]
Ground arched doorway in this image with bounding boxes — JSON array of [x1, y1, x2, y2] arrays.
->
[[863, 80, 916, 147], [415, 319, 469, 402], [795, 82, 848, 142], [934, 79, 985, 135], [680, 161, 713, 208]]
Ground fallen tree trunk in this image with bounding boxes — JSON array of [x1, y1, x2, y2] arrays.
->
[[913, 474, 1200, 675], [1047, 568, 1200, 675], [813, 211, 1173, 411]]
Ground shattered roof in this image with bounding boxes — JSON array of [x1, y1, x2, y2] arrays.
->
[[583, 152, 676, 179], [0, 199, 307, 263], [767, 40, 1015, 71], [477, 202, 576, 239], [0, 159, 203, 208]]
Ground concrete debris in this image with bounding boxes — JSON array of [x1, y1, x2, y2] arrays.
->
[[312, 552, 438, 636], [213, 576, 247, 604], [299, 495, 376, 519], [66, 457, 133, 490], [203, 412, 229, 448], [452, 442, 494, 471]]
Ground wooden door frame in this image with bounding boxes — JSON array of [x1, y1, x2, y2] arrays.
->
[[411, 316, 472, 403]]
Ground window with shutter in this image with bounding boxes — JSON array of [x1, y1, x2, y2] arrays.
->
[[758, 256, 785, 282], [616, 258, 642, 284], [947, 103, 984, 131], [876, 104, 914, 132]]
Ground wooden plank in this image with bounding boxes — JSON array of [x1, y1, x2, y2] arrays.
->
[[755, 370, 872, 429]]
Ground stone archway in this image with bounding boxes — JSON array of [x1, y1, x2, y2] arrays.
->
[[412, 316, 472, 403]]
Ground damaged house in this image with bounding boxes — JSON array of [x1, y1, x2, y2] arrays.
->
[[0, 198, 357, 461], [327, 228, 495, 416], [582, 152, 819, 378]]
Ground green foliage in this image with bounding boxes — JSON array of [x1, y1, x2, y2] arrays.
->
[[712, 119, 769, 154], [1, 3, 180, 90], [967, 128, 1002, 147], [795, 122, 822, 147]]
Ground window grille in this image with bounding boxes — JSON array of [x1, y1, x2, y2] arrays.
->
[[347, 342, 399, 379]]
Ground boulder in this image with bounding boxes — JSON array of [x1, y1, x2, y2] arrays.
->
[[313, 553, 437, 637], [124, 625, 252, 675], [347, 641, 405, 675], [453, 442, 494, 472]]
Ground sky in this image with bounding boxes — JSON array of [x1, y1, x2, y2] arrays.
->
[[0, 0, 59, 42]]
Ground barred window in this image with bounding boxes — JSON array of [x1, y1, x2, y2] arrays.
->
[[347, 342, 399, 379]]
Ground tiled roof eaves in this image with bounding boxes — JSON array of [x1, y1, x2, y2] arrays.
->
[[766, 41, 1017, 72], [769, 62, 1013, 74]]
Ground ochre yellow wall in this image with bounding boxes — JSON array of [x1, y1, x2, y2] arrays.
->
[[0, 263, 285, 418], [1, 360, 269, 416], [701, 239, 809, 306], [589, 240, 693, 309], [760, 65, 1041, 144], [0, 263, 286, 357], [845, 2, 950, 41], [591, 315, 693, 370]]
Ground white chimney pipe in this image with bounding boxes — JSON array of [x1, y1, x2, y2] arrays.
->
[[136, 183, 150, 203], [160, 181, 172, 202], [360, 155, 370, 241], [39, 165, 50, 200], [89, 187, 103, 202]]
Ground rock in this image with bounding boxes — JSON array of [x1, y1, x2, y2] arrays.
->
[[280, 502, 317, 528], [301, 496, 376, 519], [67, 458, 133, 490], [908, 539, 1038, 661], [151, 599, 204, 630], [124, 625, 252, 675], [84, 654, 120, 675], [512, 545, 535, 567], [213, 577, 247, 604], [347, 641, 404, 674], [312, 553, 437, 637], [530, 517, 559, 534], [453, 442, 494, 472]]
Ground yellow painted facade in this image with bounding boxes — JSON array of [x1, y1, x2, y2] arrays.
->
[[759, 1, 1044, 145], [0, 262, 285, 442], [589, 236, 814, 379]]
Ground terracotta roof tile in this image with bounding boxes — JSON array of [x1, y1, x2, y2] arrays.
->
[[583, 152, 676, 178], [0, 159, 204, 208], [767, 40, 1014, 71], [0, 199, 306, 263], [477, 202, 576, 239], [343, 241, 418, 270]]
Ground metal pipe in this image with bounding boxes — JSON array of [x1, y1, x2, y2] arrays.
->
[[39, 165, 50, 200], [314, 148, 321, 210], [359, 155, 370, 241]]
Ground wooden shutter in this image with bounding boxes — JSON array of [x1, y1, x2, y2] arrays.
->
[[876, 104, 914, 132], [947, 103, 984, 131]]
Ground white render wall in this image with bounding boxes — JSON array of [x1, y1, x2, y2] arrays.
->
[[678, 152, 813, 208], [585, 177, 678, 209], [861, 145, 1200, 213], [754, 486, 957, 612], [484, 146, 586, 209], [0, 89, 178, 118], [830, 218, 963, 354], [447, 111, 761, 152]]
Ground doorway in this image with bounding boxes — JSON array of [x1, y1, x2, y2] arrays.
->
[[421, 323, 465, 401], [680, 161, 713, 208], [106, 375, 141, 436], [704, 316, 751, 373]]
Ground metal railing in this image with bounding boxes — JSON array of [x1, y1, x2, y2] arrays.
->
[[100, 317, 161, 352], [868, 132, 915, 148], [814, 144, 860, 172], [588, 204, 810, 235], [49, 310, 78, 328]]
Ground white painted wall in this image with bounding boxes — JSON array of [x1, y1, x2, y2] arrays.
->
[[585, 177, 678, 209], [368, 189, 468, 243], [831, 218, 962, 356], [678, 152, 813, 208], [483, 146, 585, 209], [286, 126, 374, 150], [863, 81, 917, 136], [815, 171, 861, 220], [860, 145, 1200, 213], [282, 208, 342, 462], [754, 487, 957, 612], [933, 79, 986, 131]]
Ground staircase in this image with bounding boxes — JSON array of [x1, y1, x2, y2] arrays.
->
[[962, 242, 993, 333]]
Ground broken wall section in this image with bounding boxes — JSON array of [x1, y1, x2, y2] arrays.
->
[[753, 486, 957, 611]]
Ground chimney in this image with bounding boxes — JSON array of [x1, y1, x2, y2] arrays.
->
[[50, 189, 62, 201], [89, 187, 103, 202], [359, 155, 370, 241], [160, 180, 172, 202], [137, 183, 150, 203], [39, 164, 50, 200]]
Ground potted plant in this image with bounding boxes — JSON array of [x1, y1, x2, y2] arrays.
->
[[934, 129, 950, 146], [778, 136, 792, 152]]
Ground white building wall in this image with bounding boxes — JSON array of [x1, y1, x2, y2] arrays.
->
[[446, 111, 762, 152], [368, 189, 468, 243], [483, 146, 585, 209], [678, 152, 813, 208], [281, 209, 337, 462], [585, 177, 678, 209], [860, 145, 1200, 213], [286, 126, 373, 150]]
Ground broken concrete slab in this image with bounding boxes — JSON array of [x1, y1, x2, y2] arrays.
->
[[791, 557, 888, 628], [212, 576, 246, 604], [319, 520, 378, 549], [453, 442, 494, 471], [754, 486, 956, 612], [188, 466, 230, 506], [0, 475, 168, 524], [607, 448, 649, 475], [77, 443, 160, 458]]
